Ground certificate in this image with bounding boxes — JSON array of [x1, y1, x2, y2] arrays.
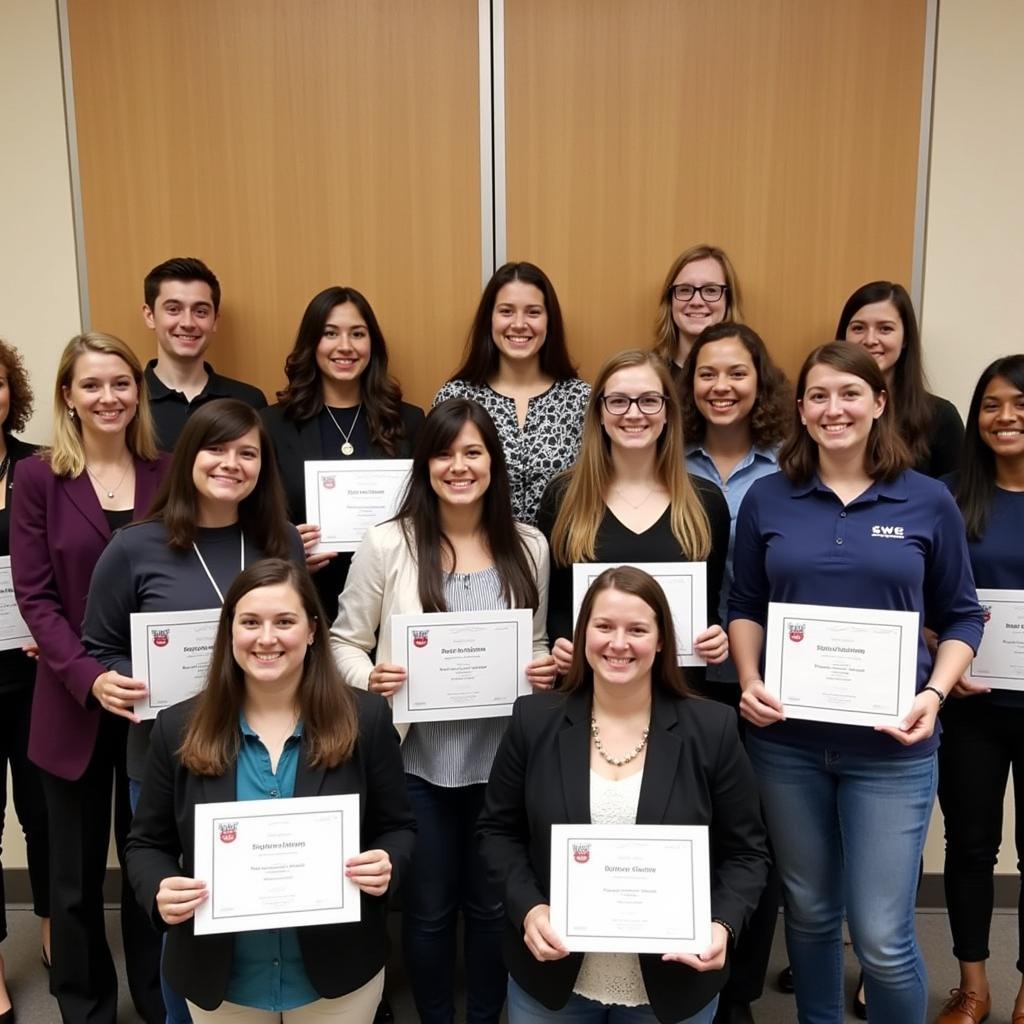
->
[[0, 556, 32, 651], [304, 459, 412, 553], [764, 602, 919, 726], [129, 608, 220, 720], [193, 794, 360, 935], [572, 562, 708, 666], [970, 589, 1024, 691], [390, 609, 532, 724], [549, 824, 712, 954]]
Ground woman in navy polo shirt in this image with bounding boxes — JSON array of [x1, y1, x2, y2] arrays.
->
[[728, 343, 982, 1023], [933, 355, 1024, 1024]]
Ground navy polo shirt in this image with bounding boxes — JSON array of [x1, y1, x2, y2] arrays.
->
[[729, 469, 983, 757]]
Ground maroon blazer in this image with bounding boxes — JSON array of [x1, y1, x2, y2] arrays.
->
[[11, 453, 168, 781]]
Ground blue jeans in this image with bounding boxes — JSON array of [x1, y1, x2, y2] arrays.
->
[[746, 736, 936, 1024], [129, 778, 192, 1024], [506, 977, 718, 1024], [402, 773, 506, 1024]]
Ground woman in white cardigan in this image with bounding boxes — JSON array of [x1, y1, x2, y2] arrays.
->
[[332, 398, 556, 1024]]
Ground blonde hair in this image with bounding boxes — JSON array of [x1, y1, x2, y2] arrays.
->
[[550, 350, 711, 565], [49, 332, 158, 477], [652, 244, 745, 364]]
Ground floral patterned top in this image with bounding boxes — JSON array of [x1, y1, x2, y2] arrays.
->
[[432, 377, 591, 525]]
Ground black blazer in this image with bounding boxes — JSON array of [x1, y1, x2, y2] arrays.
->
[[125, 689, 416, 1011], [477, 688, 769, 1023]]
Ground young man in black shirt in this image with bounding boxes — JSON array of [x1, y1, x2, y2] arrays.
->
[[142, 257, 266, 450]]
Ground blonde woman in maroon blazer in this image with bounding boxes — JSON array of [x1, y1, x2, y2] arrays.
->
[[11, 332, 168, 1024]]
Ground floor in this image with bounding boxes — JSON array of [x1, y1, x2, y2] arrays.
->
[[1, 906, 1021, 1022]]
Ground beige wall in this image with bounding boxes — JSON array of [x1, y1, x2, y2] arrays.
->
[[1, 0, 1022, 878]]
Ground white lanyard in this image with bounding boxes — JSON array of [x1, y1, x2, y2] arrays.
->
[[192, 531, 245, 605]]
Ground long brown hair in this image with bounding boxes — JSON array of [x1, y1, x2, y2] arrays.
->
[[779, 342, 911, 484], [146, 399, 292, 554], [563, 566, 692, 699], [179, 559, 358, 776], [550, 350, 711, 565]]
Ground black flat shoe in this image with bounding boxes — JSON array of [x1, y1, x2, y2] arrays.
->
[[41, 948, 51, 971], [373, 998, 393, 1024], [776, 964, 795, 993], [853, 970, 867, 1020], [0, 1005, 14, 1024], [712, 1000, 755, 1024]]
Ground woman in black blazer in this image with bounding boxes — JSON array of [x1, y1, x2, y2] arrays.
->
[[0, 340, 49, 1022], [125, 559, 416, 1021], [261, 286, 424, 621], [477, 567, 769, 1024]]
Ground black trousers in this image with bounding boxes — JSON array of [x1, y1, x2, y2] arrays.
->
[[937, 697, 1024, 971], [40, 713, 164, 1024], [0, 684, 50, 940]]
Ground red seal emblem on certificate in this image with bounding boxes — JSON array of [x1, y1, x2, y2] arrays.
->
[[218, 822, 238, 844], [982, 605, 992, 624], [322, 475, 336, 490], [152, 629, 170, 648], [788, 623, 805, 643], [412, 629, 429, 648], [572, 842, 590, 864]]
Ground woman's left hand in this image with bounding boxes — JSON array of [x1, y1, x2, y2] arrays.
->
[[694, 625, 729, 665], [345, 849, 392, 896], [297, 523, 337, 574], [662, 921, 729, 972], [526, 655, 558, 691], [876, 690, 941, 746]]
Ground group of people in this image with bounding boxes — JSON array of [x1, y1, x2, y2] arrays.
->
[[0, 246, 1018, 1024]]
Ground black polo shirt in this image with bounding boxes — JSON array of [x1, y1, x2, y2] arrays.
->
[[144, 359, 267, 451]]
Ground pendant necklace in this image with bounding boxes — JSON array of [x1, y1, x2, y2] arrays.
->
[[86, 459, 132, 500], [325, 404, 362, 457], [193, 531, 245, 604]]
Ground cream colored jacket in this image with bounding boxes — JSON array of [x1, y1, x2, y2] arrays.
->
[[330, 519, 551, 739]]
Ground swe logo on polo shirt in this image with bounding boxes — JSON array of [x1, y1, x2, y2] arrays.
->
[[871, 525, 906, 539]]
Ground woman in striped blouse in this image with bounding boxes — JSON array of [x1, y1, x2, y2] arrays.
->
[[331, 398, 557, 1024]]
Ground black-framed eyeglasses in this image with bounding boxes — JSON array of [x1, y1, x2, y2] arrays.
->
[[600, 393, 668, 416], [669, 283, 727, 303]]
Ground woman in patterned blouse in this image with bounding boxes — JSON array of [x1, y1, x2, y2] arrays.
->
[[434, 262, 590, 525]]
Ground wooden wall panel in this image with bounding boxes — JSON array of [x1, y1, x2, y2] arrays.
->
[[504, 0, 928, 383], [67, 0, 482, 409]]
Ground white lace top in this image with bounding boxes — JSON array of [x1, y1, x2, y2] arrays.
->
[[572, 770, 649, 1007]]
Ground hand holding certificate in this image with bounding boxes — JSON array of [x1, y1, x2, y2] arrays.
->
[[548, 824, 712, 954], [764, 602, 920, 727], [193, 794, 361, 935], [390, 610, 533, 723], [304, 460, 412, 554]]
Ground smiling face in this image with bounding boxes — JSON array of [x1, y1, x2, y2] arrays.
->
[[192, 427, 262, 516], [490, 280, 548, 365], [843, 299, 905, 376], [143, 279, 218, 362], [585, 587, 661, 691], [693, 337, 757, 430], [232, 582, 314, 691], [799, 364, 885, 459], [315, 301, 371, 394], [671, 256, 728, 349], [62, 351, 139, 442], [428, 420, 492, 509], [600, 364, 668, 454], [978, 375, 1024, 461]]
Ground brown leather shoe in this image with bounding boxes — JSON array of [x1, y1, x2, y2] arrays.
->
[[934, 988, 991, 1024]]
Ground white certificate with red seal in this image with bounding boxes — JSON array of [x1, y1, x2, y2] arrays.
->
[[304, 459, 412, 553], [390, 609, 533, 724], [129, 608, 220, 720], [969, 589, 1024, 691], [194, 794, 361, 935], [764, 602, 919, 726], [549, 824, 712, 953]]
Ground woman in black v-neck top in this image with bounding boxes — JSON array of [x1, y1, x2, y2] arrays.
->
[[536, 350, 729, 673]]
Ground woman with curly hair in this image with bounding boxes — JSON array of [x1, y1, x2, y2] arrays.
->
[[0, 339, 50, 1021]]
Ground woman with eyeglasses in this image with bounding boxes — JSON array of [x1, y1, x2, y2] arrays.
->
[[537, 350, 730, 679], [837, 281, 963, 479], [653, 245, 745, 380], [434, 262, 590, 526]]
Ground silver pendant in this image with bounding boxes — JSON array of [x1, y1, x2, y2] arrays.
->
[[341, 442, 355, 456]]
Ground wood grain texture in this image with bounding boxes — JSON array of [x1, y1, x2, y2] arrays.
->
[[66, 0, 482, 409], [504, 0, 928, 382]]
